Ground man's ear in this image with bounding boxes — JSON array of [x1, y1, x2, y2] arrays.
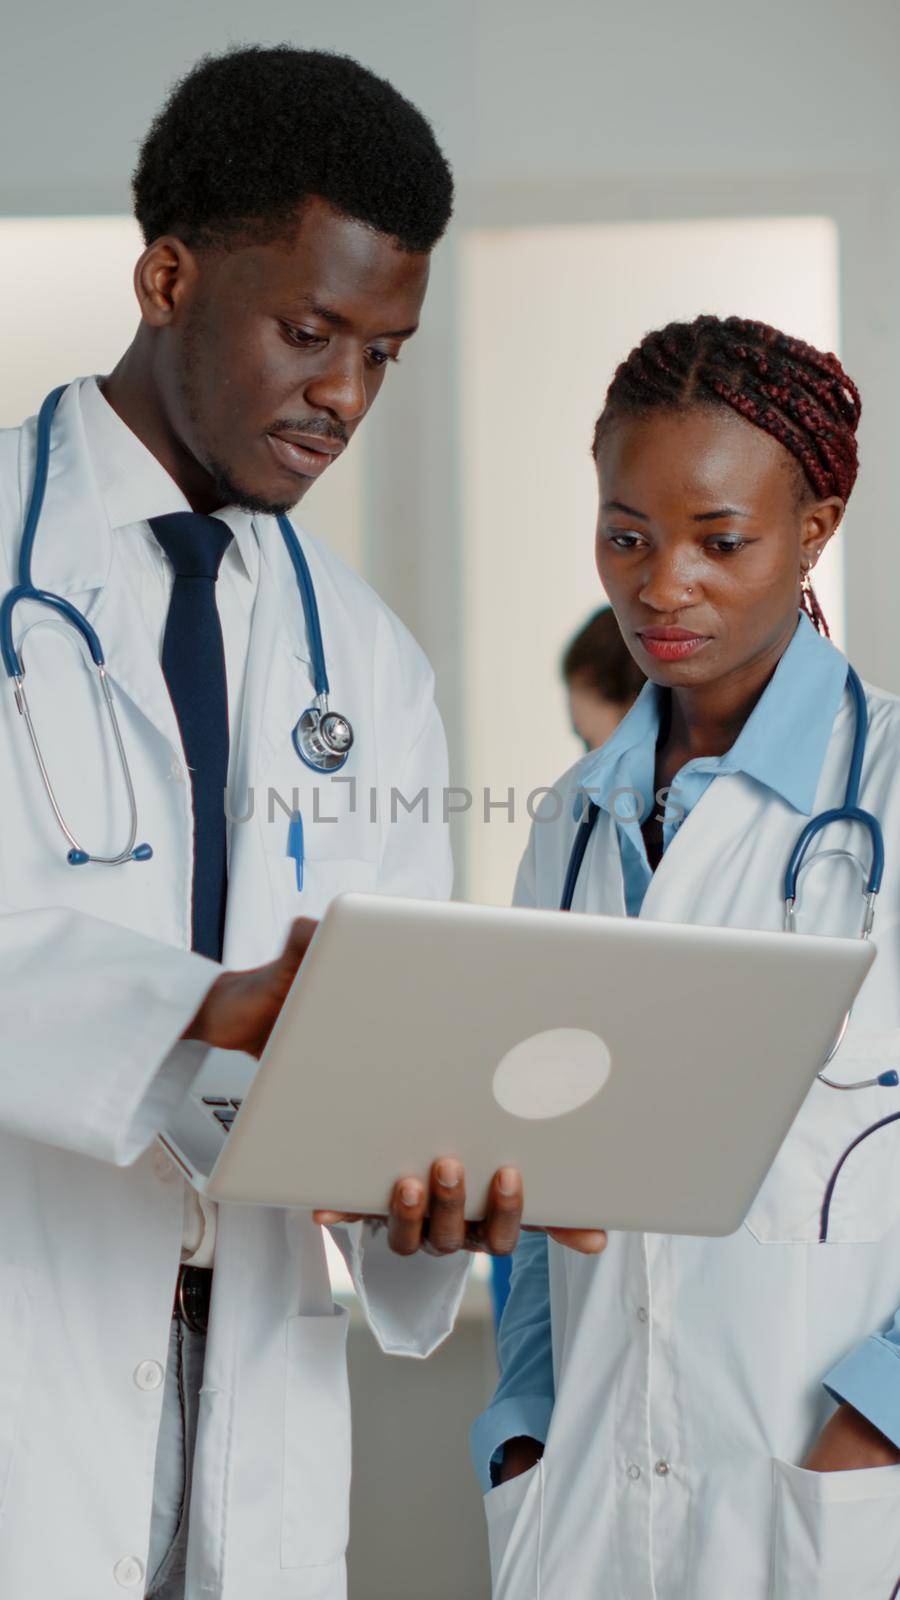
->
[[134, 236, 199, 328]]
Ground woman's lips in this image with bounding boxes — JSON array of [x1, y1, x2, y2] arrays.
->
[[266, 432, 339, 479], [638, 629, 709, 661]]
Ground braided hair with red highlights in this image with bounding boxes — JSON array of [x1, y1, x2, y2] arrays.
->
[[592, 315, 862, 636]]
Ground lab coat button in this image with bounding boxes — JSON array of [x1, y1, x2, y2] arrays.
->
[[134, 1360, 164, 1391], [113, 1556, 144, 1587], [636, 1306, 648, 1323], [627, 1463, 641, 1480], [655, 1459, 670, 1476]]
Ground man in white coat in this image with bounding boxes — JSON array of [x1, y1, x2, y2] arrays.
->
[[0, 47, 572, 1600]]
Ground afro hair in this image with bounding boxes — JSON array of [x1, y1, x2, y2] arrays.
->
[[133, 45, 454, 254]]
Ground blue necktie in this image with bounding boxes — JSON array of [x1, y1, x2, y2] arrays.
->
[[149, 512, 233, 961]]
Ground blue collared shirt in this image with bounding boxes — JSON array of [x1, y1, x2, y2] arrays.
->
[[471, 614, 900, 1491]]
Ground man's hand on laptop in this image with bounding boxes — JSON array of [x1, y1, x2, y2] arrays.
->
[[183, 916, 319, 1057], [183, 918, 607, 1259], [314, 1162, 607, 1258]]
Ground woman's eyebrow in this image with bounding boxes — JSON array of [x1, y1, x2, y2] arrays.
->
[[602, 500, 752, 522], [692, 507, 751, 522], [603, 499, 649, 521]]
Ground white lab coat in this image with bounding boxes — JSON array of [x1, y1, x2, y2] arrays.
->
[[484, 678, 900, 1600], [0, 383, 469, 1599]]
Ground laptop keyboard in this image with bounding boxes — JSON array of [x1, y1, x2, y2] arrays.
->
[[202, 1095, 244, 1134]]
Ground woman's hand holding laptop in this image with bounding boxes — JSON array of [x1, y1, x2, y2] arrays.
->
[[313, 1164, 608, 1258]]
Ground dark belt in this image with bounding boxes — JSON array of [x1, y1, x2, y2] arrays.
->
[[175, 1265, 213, 1335]]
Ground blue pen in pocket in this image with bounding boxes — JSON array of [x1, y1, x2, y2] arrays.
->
[[287, 811, 304, 891]]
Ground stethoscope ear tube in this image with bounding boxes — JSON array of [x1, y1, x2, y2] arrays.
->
[[559, 801, 600, 913], [819, 1110, 900, 1240], [782, 668, 884, 903], [2, 586, 107, 680], [13, 659, 150, 866], [276, 514, 355, 773], [18, 386, 67, 591], [780, 666, 891, 1089]]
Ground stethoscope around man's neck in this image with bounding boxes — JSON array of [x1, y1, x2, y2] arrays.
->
[[559, 663, 898, 1094], [0, 384, 354, 868]]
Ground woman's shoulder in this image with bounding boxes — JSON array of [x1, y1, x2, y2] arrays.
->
[[860, 676, 900, 742], [521, 751, 603, 880], [529, 750, 599, 824]]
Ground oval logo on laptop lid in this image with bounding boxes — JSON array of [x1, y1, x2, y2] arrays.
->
[[492, 1027, 612, 1121]]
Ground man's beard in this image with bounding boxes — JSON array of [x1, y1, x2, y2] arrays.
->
[[200, 451, 298, 517]]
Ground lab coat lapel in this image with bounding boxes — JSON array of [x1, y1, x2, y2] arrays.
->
[[224, 515, 317, 966], [228, 513, 315, 809], [81, 567, 182, 752], [576, 806, 628, 917], [638, 773, 785, 932], [637, 689, 857, 935], [18, 381, 181, 753]]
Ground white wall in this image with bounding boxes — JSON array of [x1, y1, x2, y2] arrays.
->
[[2, 3, 898, 851], [3, 2, 899, 204]]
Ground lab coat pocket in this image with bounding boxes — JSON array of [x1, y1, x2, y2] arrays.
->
[[281, 1305, 352, 1569], [745, 1029, 900, 1245], [264, 847, 379, 939], [483, 1460, 544, 1598], [0, 1267, 31, 1513], [770, 1457, 900, 1599]]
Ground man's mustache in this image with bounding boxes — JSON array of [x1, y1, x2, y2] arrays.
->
[[268, 417, 349, 447]]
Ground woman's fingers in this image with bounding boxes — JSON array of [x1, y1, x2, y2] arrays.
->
[[320, 1167, 602, 1258], [478, 1167, 523, 1256], [423, 1160, 467, 1253], [386, 1177, 428, 1255]]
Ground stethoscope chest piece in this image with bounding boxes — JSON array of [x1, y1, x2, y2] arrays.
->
[[292, 696, 354, 773]]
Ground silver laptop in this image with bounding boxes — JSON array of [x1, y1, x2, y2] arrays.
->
[[157, 893, 875, 1235]]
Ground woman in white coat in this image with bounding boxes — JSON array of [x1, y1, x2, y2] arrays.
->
[[473, 315, 900, 1599]]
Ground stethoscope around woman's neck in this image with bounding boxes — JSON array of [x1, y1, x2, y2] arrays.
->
[[559, 662, 898, 1094], [0, 384, 355, 867]]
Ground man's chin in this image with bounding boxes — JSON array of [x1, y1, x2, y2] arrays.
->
[[233, 488, 301, 516], [205, 456, 305, 517]]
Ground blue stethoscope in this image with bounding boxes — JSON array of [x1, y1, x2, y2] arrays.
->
[[560, 666, 898, 1095], [0, 385, 354, 868]]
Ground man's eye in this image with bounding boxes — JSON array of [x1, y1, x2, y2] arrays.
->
[[282, 324, 323, 347], [366, 349, 399, 368]]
